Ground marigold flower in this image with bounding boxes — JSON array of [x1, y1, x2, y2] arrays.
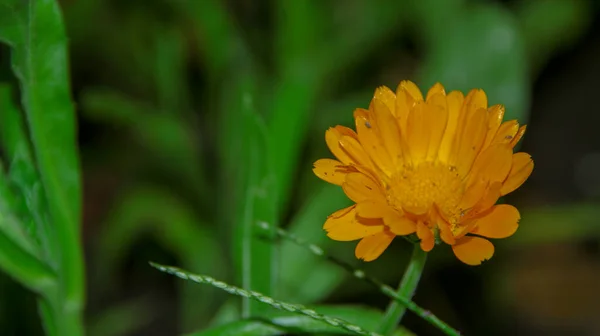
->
[[313, 81, 533, 265]]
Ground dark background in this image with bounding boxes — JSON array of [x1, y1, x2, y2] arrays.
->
[[1, 0, 599, 335]]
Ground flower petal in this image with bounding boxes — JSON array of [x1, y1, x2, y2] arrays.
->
[[510, 125, 527, 148], [339, 135, 372, 168], [356, 201, 395, 218], [355, 231, 395, 261], [424, 93, 448, 161], [374, 86, 396, 115], [438, 90, 464, 163], [399, 80, 424, 102], [405, 101, 430, 163], [342, 172, 385, 203], [355, 111, 394, 176], [468, 144, 513, 184], [416, 221, 435, 252], [325, 206, 384, 241], [426, 82, 445, 101], [452, 236, 494, 265], [453, 108, 488, 176], [491, 120, 519, 145], [501, 152, 534, 195], [471, 204, 520, 239], [371, 97, 404, 165], [483, 104, 505, 149], [325, 127, 354, 164], [312, 159, 354, 185]]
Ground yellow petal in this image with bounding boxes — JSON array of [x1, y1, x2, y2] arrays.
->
[[325, 127, 353, 164], [471, 204, 520, 239], [426, 82, 445, 101], [325, 206, 384, 241], [453, 108, 488, 176], [491, 120, 519, 145], [501, 152, 534, 196], [395, 88, 410, 133], [399, 80, 424, 102], [385, 214, 416, 236], [312, 159, 355, 185], [468, 144, 513, 184], [405, 101, 429, 164], [355, 111, 393, 176], [342, 172, 385, 203], [339, 135, 371, 168], [355, 201, 396, 218], [459, 178, 487, 211], [483, 105, 505, 149], [355, 231, 395, 261], [438, 90, 464, 163], [424, 93, 448, 161], [452, 236, 494, 265], [510, 125, 527, 148], [416, 221, 435, 252], [466, 182, 502, 219], [371, 98, 404, 165], [373, 86, 396, 115]]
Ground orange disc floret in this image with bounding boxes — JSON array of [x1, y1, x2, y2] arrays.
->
[[313, 81, 533, 265]]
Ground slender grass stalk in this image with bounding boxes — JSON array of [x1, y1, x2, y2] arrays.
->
[[378, 245, 428, 335], [258, 222, 460, 336], [150, 262, 380, 336]]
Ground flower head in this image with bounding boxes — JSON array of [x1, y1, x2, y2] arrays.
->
[[313, 81, 533, 265]]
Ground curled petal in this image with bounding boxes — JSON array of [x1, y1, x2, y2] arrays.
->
[[471, 204, 520, 239], [312, 159, 354, 185], [325, 206, 384, 241], [355, 231, 395, 261], [452, 236, 494, 265], [325, 127, 354, 164], [510, 125, 527, 148], [417, 221, 435, 252], [356, 202, 415, 235], [501, 153, 534, 196], [491, 120, 519, 145]]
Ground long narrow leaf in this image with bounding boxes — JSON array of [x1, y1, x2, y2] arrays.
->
[[0, 0, 84, 312]]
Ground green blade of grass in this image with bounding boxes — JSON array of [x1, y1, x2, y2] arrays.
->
[[151, 263, 382, 336], [0, 0, 84, 310], [0, 84, 55, 265], [188, 305, 416, 336], [232, 93, 278, 318]]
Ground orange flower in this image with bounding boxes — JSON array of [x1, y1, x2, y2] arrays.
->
[[313, 81, 533, 265]]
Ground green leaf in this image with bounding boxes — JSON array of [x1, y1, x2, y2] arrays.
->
[[232, 92, 278, 318], [418, 3, 529, 122], [0, 0, 84, 311], [0, 219, 56, 294], [280, 185, 350, 303]]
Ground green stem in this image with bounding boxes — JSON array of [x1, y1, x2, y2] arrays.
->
[[378, 244, 428, 335]]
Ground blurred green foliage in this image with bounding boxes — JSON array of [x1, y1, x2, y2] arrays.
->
[[0, 0, 597, 335]]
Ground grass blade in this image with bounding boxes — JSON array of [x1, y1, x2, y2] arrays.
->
[[0, 0, 84, 333], [150, 263, 381, 336]]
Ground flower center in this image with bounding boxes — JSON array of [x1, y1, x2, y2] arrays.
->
[[388, 162, 463, 218]]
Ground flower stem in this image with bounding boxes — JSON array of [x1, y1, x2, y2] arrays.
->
[[378, 244, 428, 335]]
